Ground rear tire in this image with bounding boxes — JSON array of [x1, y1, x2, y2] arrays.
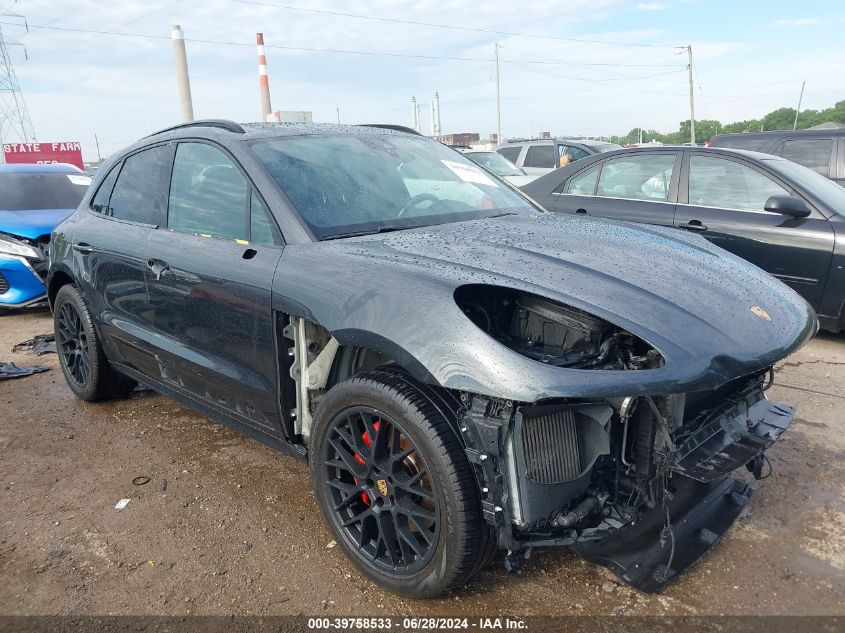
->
[[53, 284, 136, 401], [310, 367, 494, 597]]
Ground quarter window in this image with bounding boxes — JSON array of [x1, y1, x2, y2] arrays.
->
[[566, 165, 599, 195], [596, 154, 676, 201], [108, 145, 172, 225], [169, 143, 249, 241], [523, 145, 556, 168], [776, 139, 832, 177], [90, 164, 120, 214], [689, 155, 788, 211]]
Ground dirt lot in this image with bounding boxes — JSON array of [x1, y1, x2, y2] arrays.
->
[[0, 308, 843, 617]]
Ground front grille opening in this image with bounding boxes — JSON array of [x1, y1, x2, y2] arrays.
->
[[0, 272, 9, 294]]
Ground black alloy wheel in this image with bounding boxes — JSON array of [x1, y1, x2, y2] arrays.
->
[[321, 406, 439, 574], [52, 284, 136, 401], [56, 300, 90, 388], [310, 367, 496, 597]]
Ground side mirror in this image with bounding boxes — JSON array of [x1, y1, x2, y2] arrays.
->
[[764, 195, 811, 218]]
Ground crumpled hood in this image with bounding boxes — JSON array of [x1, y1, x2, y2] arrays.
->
[[0, 208, 75, 240], [275, 213, 816, 400]]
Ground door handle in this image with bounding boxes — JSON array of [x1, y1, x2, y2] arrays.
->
[[678, 220, 708, 232], [72, 243, 94, 254], [146, 259, 171, 281], [575, 208, 589, 215]]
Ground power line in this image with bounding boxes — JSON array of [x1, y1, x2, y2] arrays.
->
[[0, 20, 686, 68], [232, 0, 686, 49], [509, 61, 686, 97]]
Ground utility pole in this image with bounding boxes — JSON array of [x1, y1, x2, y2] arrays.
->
[[793, 81, 805, 130], [171, 25, 194, 122], [0, 19, 36, 147], [94, 133, 101, 162], [495, 43, 502, 146], [687, 45, 695, 146]]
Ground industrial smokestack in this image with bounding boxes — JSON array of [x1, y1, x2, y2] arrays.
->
[[257, 33, 273, 122], [171, 25, 194, 122], [434, 92, 441, 136]]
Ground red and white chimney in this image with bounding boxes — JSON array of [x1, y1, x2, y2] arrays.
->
[[257, 33, 273, 122]]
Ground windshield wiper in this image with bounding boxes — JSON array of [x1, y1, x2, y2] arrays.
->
[[320, 225, 409, 241]]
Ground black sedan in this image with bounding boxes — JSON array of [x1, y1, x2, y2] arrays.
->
[[48, 122, 813, 597], [521, 146, 845, 332]]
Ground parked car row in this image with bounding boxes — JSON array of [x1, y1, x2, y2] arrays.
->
[[41, 120, 814, 599], [520, 145, 845, 332]]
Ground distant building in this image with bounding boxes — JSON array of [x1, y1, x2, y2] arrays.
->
[[270, 111, 313, 123], [539, 131, 551, 139], [435, 132, 480, 146]]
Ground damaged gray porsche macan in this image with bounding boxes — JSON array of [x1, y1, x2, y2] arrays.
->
[[48, 121, 816, 597]]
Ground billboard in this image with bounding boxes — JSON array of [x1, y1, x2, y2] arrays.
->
[[3, 141, 84, 170]]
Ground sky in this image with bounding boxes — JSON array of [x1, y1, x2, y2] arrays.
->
[[1, 0, 843, 161]]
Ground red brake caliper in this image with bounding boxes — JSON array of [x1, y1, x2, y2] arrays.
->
[[353, 420, 380, 506]]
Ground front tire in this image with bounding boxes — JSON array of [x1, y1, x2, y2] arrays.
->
[[53, 284, 135, 401], [310, 367, 492, 597]]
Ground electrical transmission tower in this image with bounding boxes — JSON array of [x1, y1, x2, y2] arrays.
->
[[0, 11, 36, 147]]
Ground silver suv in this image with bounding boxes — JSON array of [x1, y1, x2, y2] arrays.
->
[[497, 139, 622, 176]]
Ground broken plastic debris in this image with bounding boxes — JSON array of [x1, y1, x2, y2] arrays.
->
[[12, 333, 56, 355], [115, 499, 131, 511], [0, 362, 50, 380]]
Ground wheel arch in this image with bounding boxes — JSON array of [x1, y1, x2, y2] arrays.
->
[[47, 268, 76, 309]]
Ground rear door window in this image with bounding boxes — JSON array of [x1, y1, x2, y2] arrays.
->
[[775, 138, 832, 177], [523, 145, 556, 168], [596, 154, 677, 201], [108, 145, 172, 225], [688, 155, 788, 211], [496, 146, 521, 163]]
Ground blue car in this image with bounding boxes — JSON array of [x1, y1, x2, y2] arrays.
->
[[0, 163, 91, 311]]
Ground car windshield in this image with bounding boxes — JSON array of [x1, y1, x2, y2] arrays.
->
[[765, 158, 845, 216], [465, 152, 523, 177], [0, 172, 91, 211], [252, 133, 535, 239]]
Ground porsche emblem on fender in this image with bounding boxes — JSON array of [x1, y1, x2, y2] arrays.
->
[[751, 306, 772, 321], [377, 479, 389, 496]]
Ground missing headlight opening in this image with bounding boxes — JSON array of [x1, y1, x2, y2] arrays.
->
[[454, 284, 664, 370]]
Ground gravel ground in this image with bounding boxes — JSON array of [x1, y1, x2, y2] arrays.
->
[[0, 308, 843, 617]]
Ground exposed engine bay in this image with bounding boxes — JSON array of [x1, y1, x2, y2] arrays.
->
[[457, 367, 794, 590], [455, 284, 664, 370], [285, 301, 794, 593]]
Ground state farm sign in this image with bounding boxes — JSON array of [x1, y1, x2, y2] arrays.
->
[[3, 141, 84, 170]]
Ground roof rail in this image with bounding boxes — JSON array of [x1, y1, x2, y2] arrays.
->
[[145, 119, 245, 138], [358, 124, 423, 136]]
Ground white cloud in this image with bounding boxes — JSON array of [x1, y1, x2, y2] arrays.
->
[[636, 2, 667, 10], [770, 18, 822, 27]]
